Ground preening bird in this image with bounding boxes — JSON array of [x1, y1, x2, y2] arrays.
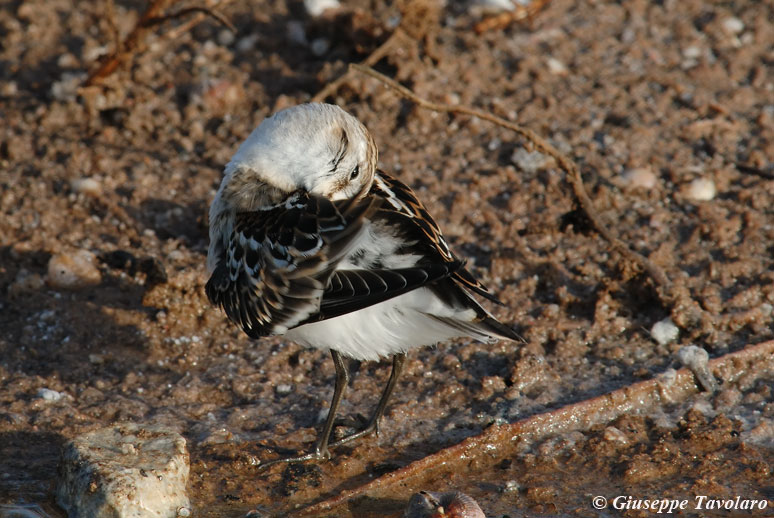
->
[[206, 103, 520, 465]]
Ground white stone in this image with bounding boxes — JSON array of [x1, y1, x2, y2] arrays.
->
[[47, 250, 102, 289], [686, 177, 717, 201], [511, 148, 551, 174], [304, 0, 340, 17], [651, 317, 679, 345], [37, 388, 64, 402], [57, 424, 190, 518], [721, 17, 745, 35], [682, 45, 702, 59], [620, 167, 657, 189], [603, 426, 629, 444], [546, 57, 568, 75], [70, 177, 102, 196], [275, 383, 293, 395]]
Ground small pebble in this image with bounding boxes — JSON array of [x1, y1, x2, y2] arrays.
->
[[603, 426, 629, 444], [620, 167, 657, 189], [50, 72, 86, 101], [546, 57, 568, 76], [37, 388, 64, 402], [275, 383, 293, 395], [236, 34, 260, 52], [47, 250, 102, 289], [57, 53, 78, 68], [471, 0, 523, 12], [682, 45, 702, 59], [511, 148, 551, 174], [686, 177, 717, 201], [310, 38, 330, 57], [690, 398, 715, 416], [651, 317, 679, 345], [70, 177, 102, 196], [304, 0, 340, 17], [721, 17, 745, 35], [286, 21, 307, 46], [1, 81, 18, 96], [217, 29, 235, 47]]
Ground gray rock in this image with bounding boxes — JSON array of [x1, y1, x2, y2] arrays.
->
[[57, 424, 190, 518]]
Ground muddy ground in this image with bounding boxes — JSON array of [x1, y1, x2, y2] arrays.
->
[[1, 0, 774, 516]]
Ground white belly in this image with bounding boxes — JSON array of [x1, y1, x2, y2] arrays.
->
[[284, 287, 478, 361]]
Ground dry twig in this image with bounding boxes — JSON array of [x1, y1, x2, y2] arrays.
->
[[310, 29, 408, 103], [85, 0, 234, 86], [146, 5, 236, 33], [350, 63, 684, 316]]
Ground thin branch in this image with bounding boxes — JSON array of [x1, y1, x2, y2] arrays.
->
[[146, 5, 236, 33], [310, 29, 407, 103], [350, 63, 681, 312], [85, 0, 175, 86], [162, 0, 235, 42], [84, 0, 234, 86]]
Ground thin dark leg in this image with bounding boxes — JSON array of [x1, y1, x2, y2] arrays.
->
[[258, 349, 349, 469], [314, 349, 349, 457], [330, 351, 406, 447]]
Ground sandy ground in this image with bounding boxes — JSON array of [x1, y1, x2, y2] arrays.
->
[[1, 0, 774, 516]]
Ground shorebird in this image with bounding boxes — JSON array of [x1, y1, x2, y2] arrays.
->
[[206, 103, 520, 465]]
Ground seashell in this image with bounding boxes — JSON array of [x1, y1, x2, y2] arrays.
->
[[405, 491, 486, 518]]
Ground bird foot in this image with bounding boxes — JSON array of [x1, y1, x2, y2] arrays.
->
[[329, 419, 380, 447], [256, 445, 331, 470]]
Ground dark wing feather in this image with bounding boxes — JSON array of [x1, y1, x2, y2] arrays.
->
[[312, 261, 464, 321], [206, 191, 379, 337], [372, 171, 502, 303]]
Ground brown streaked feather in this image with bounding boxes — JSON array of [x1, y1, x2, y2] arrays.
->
[[371, 171, 502, 303], [205, 191, 380, 337]]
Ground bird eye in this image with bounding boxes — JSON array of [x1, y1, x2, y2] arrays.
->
[[350, 165, 360, 180]]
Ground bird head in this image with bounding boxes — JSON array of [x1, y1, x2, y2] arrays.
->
[[207, 103, 377, 272]]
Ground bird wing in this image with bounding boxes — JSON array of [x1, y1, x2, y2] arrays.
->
[[371, 171, 502, 303], [205, 190, 379, 337], [315, 262, 464, 321], [207, 173, 503, 337]]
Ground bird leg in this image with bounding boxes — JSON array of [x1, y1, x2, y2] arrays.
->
[[329, 351, 406, 447], [258, 349, 349, 468], [259, 351, 406, 468]]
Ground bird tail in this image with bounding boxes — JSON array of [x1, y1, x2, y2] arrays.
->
[[426, 313, 524, 344]]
